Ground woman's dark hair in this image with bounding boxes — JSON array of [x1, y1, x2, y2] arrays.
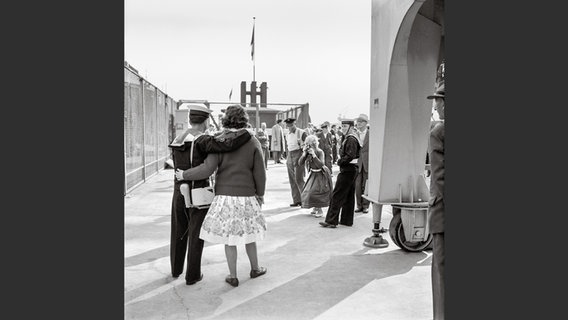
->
[[222, 105, 249, 129]]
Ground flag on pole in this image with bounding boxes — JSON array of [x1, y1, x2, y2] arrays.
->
[[229, 88, 233, 101], [250, 24, 255, 60]]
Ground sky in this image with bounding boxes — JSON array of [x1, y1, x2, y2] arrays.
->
[[125, 0, 372, 126]]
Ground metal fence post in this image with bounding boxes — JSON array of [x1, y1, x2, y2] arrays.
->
[[140, 78, 146, 182], [155, 89, 159, 173]]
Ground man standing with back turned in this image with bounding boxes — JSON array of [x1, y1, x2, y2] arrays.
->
[[427, 83, 445, 320]]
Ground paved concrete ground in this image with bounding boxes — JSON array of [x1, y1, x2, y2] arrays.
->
[[125, 162, 433, 320]]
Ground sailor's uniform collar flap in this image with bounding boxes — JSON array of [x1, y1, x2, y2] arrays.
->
[[169, 130, 200, 148]]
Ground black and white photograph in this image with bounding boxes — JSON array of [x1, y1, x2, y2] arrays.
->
[[124, 0, 445, 319], [6, 0, 563, 319]]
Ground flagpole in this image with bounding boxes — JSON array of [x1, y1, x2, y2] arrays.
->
[[250, 17, 260, 129], [252, 17, 255, 82]]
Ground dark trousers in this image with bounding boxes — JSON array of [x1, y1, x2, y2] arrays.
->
[[272, 150, 282, 163], [322, 147, 333, 174], [432, 232, 445, 320], [170, 191, 208, 282], [325, 164, 358, 226], [332, 145, 338, 163], [355, 168, 369, 210], [262, 147, 269, 168], [287, 149, 305, 204]]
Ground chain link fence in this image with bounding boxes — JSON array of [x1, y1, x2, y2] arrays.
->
[[124, 65, 175, 194]]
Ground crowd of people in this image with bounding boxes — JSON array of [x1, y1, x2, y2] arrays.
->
[[168, 106, 372, 285], [168, 89, 444, 319], [273, 116, 371, 230]]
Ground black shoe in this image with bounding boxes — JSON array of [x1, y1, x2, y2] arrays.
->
[[319, 222, 337, 228], [354, 208, 363, 213], [290, 202, 301, 207], [339, 223, 353, 227], [186, 273, 203, 285], [225, 276, 239, 287], [250, 267, 267, 278], [172, 274, 181, 279]]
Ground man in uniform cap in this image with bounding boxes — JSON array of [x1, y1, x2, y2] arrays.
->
[[427, 84, 445, 100], [320, 118, 361, 228], [354, 113, 370, 213], [316, 121, 333, 174], [426, 83, 445, 320], [168, 104, 252, 285], [283, 117, 308, 206], [188, 104, 212, 123]]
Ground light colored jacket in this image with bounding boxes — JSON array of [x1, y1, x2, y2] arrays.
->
[[270, 124, 285, 152], [358, 128, 369, 173]]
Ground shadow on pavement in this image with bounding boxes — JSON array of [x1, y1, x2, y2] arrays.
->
[[211, 250, 430, 320]]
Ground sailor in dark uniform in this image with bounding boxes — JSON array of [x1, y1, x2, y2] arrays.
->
[[427, 84, 445, 320], [168, 105, 252, 285], [319, 119, 361, 228]]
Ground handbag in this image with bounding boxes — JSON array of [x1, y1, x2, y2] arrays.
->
[[190, 181, 215, 208], [180, 134, 215, 209], [180, 180, 215, 209]]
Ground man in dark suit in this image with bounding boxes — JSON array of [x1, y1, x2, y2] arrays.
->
[[355, 114, 370, 213], [330, 124, 339, 164], [427, 84, 445, 320], [316, 121, 333, 174]]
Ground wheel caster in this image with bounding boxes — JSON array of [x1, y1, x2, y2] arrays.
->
[[389, 213, 432, 252]]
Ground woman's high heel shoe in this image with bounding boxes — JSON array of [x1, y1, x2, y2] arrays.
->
[[225, 275, 239, 287]]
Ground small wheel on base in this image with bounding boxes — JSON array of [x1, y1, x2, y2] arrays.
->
[[389, 213, 432, 252]]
